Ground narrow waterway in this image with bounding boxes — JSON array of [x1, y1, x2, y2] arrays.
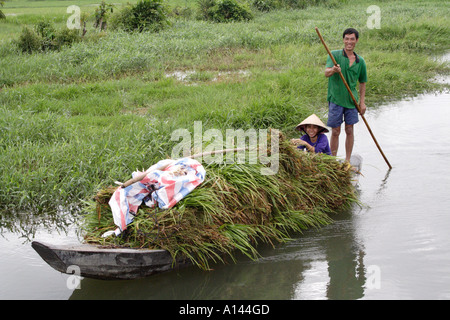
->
[[1, 67, 449, 300]]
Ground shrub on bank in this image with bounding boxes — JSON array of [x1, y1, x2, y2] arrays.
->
[[110, 0, 171, 32], [16, 27, 41, 54], [0, 0, 5, 20], [16, 21, 80, 54], [197, 0, 253, 22], [252, 0, 278, 12]]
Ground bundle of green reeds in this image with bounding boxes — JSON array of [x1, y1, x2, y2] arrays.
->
[[82, 132, 358, 269]]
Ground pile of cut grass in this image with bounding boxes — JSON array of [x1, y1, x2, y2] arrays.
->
[[82, 133, 358, 269]]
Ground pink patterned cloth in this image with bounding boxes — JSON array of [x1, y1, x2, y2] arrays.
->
[[109, 158, 206, 231]]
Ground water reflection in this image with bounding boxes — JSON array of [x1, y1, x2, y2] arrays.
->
[[292, 211, 367, 300], [0, 207, 82, 242]]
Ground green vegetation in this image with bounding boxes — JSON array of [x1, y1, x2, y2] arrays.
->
[[0, 0, 448, 241], [83, 136, 357, 269], [0, 1, 5, 20], [93, 1, 115, 31], [16, 21, 80, 53], [197, 0, 253, 22], [110, 0, 171, 32]]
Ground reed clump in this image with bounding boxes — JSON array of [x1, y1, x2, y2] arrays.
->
[[82, 132, 358, 270]]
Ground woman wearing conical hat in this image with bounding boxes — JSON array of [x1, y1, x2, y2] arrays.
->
[[291, 114, 332, 155]]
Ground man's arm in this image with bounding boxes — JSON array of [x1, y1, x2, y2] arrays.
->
[[325, 64, 341, 77], [359, 82, 366, 115]]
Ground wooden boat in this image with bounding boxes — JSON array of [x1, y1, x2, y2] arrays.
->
[[31, 241, 191, 280], [32, 154, 363, 280]]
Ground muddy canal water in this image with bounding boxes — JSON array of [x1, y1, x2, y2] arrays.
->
[[1, 68, 449, 300]]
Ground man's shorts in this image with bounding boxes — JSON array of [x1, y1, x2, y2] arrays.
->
[[327, 101, 359, 128]]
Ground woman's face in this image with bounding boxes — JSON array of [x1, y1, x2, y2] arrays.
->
[[305, 124, 320, 138]]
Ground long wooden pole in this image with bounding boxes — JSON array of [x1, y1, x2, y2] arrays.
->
[[315, 27, 392, 169]]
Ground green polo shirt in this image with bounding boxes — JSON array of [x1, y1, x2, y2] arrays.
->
[[326, 49, 367, 109]]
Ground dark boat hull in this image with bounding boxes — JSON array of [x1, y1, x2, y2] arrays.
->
[[32, 241, 190, 280]]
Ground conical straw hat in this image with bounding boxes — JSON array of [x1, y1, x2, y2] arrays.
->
[[295, 114, 329, 133]]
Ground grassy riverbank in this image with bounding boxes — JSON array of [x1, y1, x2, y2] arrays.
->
[[0, 0, 449, 232]]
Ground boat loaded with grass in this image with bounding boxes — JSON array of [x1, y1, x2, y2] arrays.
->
[[32, 133, 361, 280]]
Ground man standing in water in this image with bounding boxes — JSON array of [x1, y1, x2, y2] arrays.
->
[[325, 28, 367, 162]]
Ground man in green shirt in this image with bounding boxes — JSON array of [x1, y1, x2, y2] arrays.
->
[[325, 28, 367, 162]]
